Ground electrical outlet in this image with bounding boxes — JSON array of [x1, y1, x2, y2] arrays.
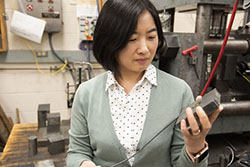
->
[[36, 50, 48, 57]]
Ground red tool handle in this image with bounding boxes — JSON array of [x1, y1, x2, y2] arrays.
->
[[182, 45, 198, 57]]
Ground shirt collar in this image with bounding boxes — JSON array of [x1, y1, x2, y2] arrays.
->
[[145, 64, 157, 86], [105, 64, 157, 91]]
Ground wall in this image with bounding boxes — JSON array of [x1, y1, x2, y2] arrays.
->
[[0, 0, 105, 123], [0, 0, 244, 123]]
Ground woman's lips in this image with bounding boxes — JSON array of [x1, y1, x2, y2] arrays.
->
[[135, 58, 148, 64]]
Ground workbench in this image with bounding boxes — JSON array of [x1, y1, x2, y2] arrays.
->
[[0, 123, 67, 167]]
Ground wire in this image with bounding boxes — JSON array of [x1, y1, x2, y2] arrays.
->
[[48, 33, 68, 66], [238, 159, 250, 167], [237, 70, 250, 84], [222, 136, 237, 152], [48, 32, 76, 82], [225, 146, 235, 166], [201, 0, 239, 96], [24, 40, 68, 76], [109, 117, 178, 167]]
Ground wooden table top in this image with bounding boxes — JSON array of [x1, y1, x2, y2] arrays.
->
[[0, 123, 67, 167]]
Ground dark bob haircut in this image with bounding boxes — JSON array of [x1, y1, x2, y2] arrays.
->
[[93, 0, 165, 76]]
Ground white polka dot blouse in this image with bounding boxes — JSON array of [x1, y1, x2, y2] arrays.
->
[[106, 64, 157, 165]]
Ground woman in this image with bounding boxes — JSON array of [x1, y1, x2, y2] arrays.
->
[[66, 0, 222, 166]]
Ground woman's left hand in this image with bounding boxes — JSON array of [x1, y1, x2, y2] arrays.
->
[[180, 96, 223, 155]]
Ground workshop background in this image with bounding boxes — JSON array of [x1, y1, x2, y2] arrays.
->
[[0, 0, 243, 124], [1, 0, 250, 167]]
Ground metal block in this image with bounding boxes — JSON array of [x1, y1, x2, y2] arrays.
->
[[37, 127, 49, 147], [28, 136, 37, 156], [37, 104, 50, 128], [48, 135, 65, 155], [162, 36, 180, 59], [61, 119, 70, 126], [47, 113, 60, 133], [61, 119, 70, 145]]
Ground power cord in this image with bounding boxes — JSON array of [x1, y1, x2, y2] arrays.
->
[[48, 32, 76, 82], [224, 146, 235, 167], [48, 32, 69, 67], [222, 136, 250, 167], [24, 40, 67, 76]]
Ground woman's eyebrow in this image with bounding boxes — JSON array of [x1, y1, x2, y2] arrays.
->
[[147, 28, 157, 33], [132, 28, 157, 35]]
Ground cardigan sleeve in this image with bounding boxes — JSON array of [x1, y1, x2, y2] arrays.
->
[[66, 83, 94, 167], [170, 82, 208, 167]]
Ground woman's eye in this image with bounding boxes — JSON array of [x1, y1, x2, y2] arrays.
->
[[129, 38, 136, 42], [148, 36, 156, 40]]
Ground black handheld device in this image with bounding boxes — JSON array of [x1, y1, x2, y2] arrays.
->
[[176, 88, 221, 126]]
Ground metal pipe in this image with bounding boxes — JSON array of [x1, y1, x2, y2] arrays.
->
[[78, 67, 82, 84], [0, 68, 56, 71], [0, 66, 103, 71], [220, 101, 250, 116], [195, 4, 212, 39], [204, 39, 249, 54]]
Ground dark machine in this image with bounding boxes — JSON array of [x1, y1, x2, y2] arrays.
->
[[152, 0, 250, 134], [151, 0, 250, 166]]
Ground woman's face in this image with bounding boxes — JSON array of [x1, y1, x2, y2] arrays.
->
[[117, 10, 159, 77]]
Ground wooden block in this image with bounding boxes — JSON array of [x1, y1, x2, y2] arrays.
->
[[0, 144, 3, 152], [0, 118, 9, 144], [0, 124, 67, 167], [8, 117, 13, 128], [0, 105, 12, 133], [16, 108, 20, 124]]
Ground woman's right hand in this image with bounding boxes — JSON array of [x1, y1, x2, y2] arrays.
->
[[80, 160, 97, 167]]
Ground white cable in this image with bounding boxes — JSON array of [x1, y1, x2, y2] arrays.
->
[[225, 146, 235, 167]]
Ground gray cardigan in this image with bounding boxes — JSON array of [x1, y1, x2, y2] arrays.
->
[[66, 69, 208, 167]]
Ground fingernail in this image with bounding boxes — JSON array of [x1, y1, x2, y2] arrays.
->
[[196, 106, 202, 111]]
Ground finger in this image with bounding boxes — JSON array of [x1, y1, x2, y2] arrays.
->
[[180, 119, 191, 137], [186, 107, 200, 134], [209, 105, 223, 124], [196, 106, 211, 132], [196, 95, 202, 101]]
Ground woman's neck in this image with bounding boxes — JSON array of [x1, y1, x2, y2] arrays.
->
[[115, 71, 145, 94]]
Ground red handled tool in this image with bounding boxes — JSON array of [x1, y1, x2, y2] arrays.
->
[[182, 45, 198, 57], [182, 45, 199, 79]]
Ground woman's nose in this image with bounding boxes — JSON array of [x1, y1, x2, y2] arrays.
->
[[137, 39, 149, 55]]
